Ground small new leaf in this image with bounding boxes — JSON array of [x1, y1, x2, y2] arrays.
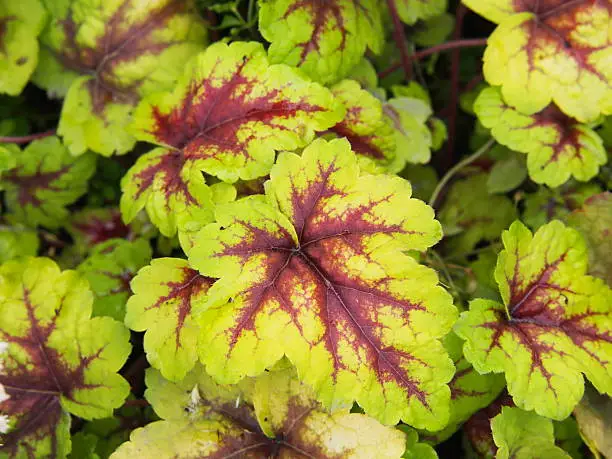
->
[[189, 138, 457, 429], [491, 406, 571, 459], [395, 0, 447, 25], [258, 0, 384, 85], [124, 258, 213, 382], [464, 0, 612, 122], [0, 0, 46, 95], [77, 238, 152, 320], [34, 0, 207, 156], [0, 257, 131, 457], [0, 136, 96, 228], [455, 220, 612, 420], [112, 363, 407, 458], [476, 87, 607, 187]]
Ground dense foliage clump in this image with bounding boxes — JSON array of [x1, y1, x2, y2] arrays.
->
[[0, 0, 610, 458]]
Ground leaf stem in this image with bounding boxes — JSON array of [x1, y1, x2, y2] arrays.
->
[[0, 129, 56, 144], [385, 0, 413, 81], [123, 399, 150, 408], [429, 138, 496, 208], [378, 38, 487, 79], [445, 3, 468, 169]]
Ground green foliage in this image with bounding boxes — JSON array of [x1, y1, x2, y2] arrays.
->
[[0, 1, 610, 457]]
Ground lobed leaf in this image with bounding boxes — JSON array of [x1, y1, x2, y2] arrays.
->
[[112, 363, 406, 458], [476, 87, 607, 187], [0, 225, 38, 264], [0, 257, 131, 457], [189, 138, 457, 429], [258, 0, 384, 85], [395, 0, 447, 25], [77, 238, 152, 320], [122, 41, 343, 236], [0, 0, 46, 95], [464, 0, 612, 122], [124, 258, 214, 382], [491, 406, 571, 459], [0, 136, 96, 228], [34, 0, 207, 156], [455, 220, 612, 420]]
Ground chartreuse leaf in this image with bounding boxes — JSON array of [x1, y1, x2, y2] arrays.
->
[[463, 0, 612, 122], [567, 192, 612, 286], [394, 0, 447, 25], [462, 393, 514, 458], [0, 257, 131, 458], [0, 136, 96, 228], [77, 238, 152, 320], [384, 97, 434, 164], [258, 0, 384, 85], [122, 41, 343, 236], [0, 0, 46, 95], [0, 225, 38, 264], [491, 407, 571, 459], [327, 79, 399, 173], [189, 138, 457, 429], [124, 258, 214, 382], [476, 87, 607, 187], [455, 220, 612, 420], [33, 0, 207, 157], [439, 173, 517, 254], [398, 427, 438, 459], [112, 362, 406, 458], [424, 332, 506, 443]]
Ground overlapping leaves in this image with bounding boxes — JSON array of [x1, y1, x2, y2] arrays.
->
[[189, 138, 457, 429], [112, 362, 407, 458], [121, 41, 343, 236], [476, 87, 607, 187], [0, 136, 96, 228], [0, 257, 131, 457], [258, 0, 384, 85], [34, 0, 207, 156], [464, 0, 612, 122], [456, 220, 612, 420]]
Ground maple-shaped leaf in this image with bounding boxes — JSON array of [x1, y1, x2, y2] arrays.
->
[[394, 0, 447, 25], [423, 332, 506, 443], [475, 87, 607, 187], [188, 138, 457, 429], [455, 220, 612, 420], [566, 192, 612, 286], [463, 0, 612, 122], [258, 0, 384, 85], [522, 181, 602, 230], [122, 41, 343, 236], [77, 238, 152, 320], [0, 225, 38, 264], [439, 173, 517, 254], [491, 407, 571, 459], [327, 79, 399, 173], [0, 0, 46, 95], [0, 257, 131, 457], [112, 362, 407, 458], [124, 258, 213, 382], [0, 136, 96, 228], [32, 0, 207, 156]]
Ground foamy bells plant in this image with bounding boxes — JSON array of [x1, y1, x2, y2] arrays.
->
[[0, 0, 610, 458]]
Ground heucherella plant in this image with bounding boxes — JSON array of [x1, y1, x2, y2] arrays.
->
[[1, 0, 611, 457]]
